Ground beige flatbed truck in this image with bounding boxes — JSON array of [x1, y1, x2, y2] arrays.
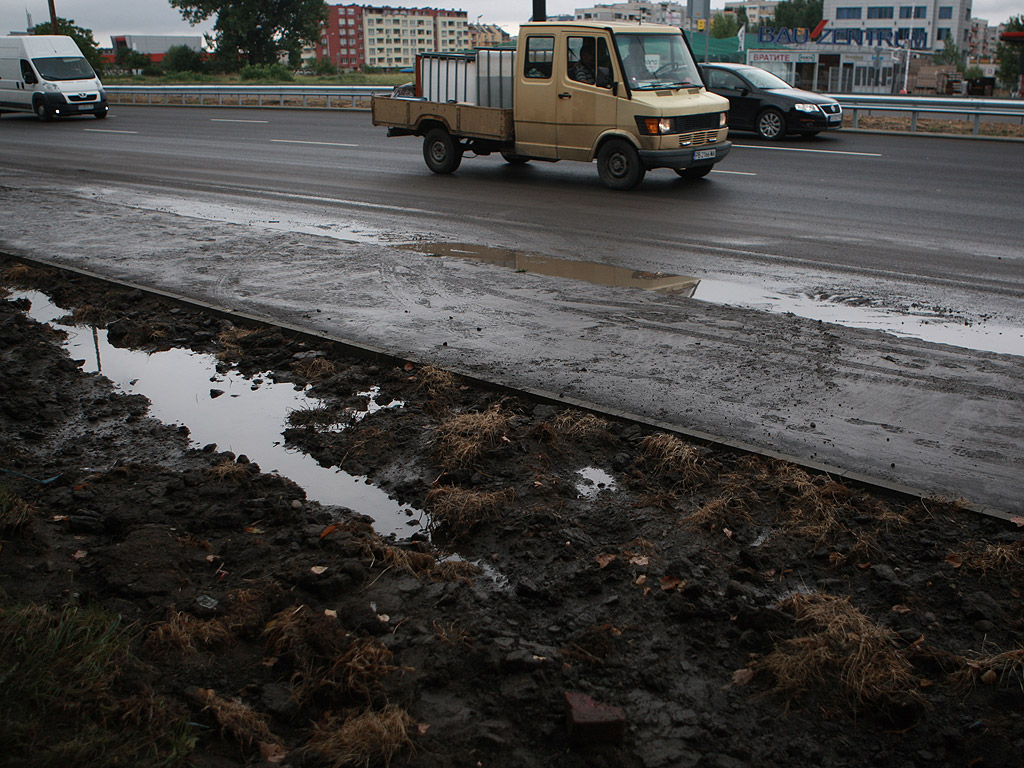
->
[[371, 21, 731, 190]]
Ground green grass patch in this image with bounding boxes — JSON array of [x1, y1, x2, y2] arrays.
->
[[0, 599, 195, 767]]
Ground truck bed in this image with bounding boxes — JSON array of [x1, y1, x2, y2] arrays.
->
[[371, 95, 514, 141]]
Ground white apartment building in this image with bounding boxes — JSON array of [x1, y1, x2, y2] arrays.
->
[[574, 2, 686, 25], [821, 0, 972, 52], [723, 1, 780, 26]]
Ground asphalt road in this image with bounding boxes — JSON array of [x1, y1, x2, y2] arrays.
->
[[1, 106, 1022, 513]]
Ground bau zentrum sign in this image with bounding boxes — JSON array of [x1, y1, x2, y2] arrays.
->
[[758, 20, 930, 50]]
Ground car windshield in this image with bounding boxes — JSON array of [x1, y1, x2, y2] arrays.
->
[[614, 32, 701, 90], [32, 55, 95, 81], [737, 67, 792, 90]]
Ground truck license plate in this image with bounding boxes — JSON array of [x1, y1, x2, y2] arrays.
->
[[693, 149, 715, 160]]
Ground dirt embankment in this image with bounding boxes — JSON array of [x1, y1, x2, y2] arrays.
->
[[1, 257, 1022, 768]]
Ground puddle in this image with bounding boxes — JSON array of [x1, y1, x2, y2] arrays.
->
[[404, 242, 701, 296], [411, 242, 1023, 358], [575, 467, 617, 500], [14, 291, 420, 538]]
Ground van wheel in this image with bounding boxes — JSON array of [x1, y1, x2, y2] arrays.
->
[[674, 165, 713, 179], [756, 108, 786, 140], [500, 151, 530, 165], [35, 100, 53, 122], [423, 128, 463, 174], [597, 139, 645, 190]]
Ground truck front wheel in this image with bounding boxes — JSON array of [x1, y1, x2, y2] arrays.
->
[[597, 139, 645, 190], [423, 128, 463, 174]]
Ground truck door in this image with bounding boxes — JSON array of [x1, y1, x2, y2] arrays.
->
[[556, 35, 619, 161], [513, 34, 558, 159]]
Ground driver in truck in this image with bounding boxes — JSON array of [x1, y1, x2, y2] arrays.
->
[[622, 37, 654, 84]]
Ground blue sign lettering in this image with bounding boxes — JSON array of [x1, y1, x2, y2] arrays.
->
[[758, 26, 931, 49]]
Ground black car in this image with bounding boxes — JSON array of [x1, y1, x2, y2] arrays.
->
[[698, 63, 843, 140]]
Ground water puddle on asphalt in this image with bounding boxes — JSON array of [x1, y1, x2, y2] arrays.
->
[[409, 242, 1023, 357], [13, 291, 420, 538]]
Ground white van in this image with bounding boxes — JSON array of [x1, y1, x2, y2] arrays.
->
[[0, 35, 108, 120]]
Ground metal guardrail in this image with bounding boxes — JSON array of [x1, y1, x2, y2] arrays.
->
[[105, 85, 1024, 136], [104, 84, 392, 110], [827, 94, 1024, 135]]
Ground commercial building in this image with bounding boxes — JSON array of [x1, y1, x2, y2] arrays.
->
[[316, 4, 468, 71], [821, 0, 973, 53]]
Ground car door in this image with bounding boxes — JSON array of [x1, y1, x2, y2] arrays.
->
[[704, 68, 760, 131], [555, 34, 618, 161]]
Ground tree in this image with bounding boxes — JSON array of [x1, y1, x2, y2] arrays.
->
[[170, 0, 328, 66], [996, 15, 1023, 89], [711, 13, 741, 39], [932, 35, 965, 72], [763, 0, 823, 31], [162, 44, 203, 73], [115, 47, 154, 72], [32, 17, 103, 73]]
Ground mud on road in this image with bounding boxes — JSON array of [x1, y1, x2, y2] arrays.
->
[[1, 256, 1023, 768]]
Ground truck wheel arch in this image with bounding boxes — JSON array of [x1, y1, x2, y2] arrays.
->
[[590, 130, 640, 162], [415, 117, 452, 136]]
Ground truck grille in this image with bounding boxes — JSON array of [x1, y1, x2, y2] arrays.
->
[[678, 130, 718, 147]]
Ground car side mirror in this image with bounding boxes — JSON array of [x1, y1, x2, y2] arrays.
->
[[739, 87, 749, 96]]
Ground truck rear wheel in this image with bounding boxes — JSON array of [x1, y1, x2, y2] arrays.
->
[[423, 128, 463, 174], [597, 139, 645, 190]]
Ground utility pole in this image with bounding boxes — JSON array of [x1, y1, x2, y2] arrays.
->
[[48, 0, 59, 33]]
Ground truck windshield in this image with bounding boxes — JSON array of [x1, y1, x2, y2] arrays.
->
[[32, 56, 95, 81], [614, 33, 700, 91]]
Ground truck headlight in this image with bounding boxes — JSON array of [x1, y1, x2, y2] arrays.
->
[[641, 117, 674, 135], [719, 111, 727, 127], [794, 103, 819, 113]]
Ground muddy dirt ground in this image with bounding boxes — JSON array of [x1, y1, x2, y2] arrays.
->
[[2, 255, 1023, 768]]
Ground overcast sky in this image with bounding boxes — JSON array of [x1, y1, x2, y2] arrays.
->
[[2, 0, 1020, 47]]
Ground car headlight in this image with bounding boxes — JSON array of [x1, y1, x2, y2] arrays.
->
[[794, 103, 819, 113]]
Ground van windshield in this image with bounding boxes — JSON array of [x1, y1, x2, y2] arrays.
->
[[32, 56, 95, 81], [614, 33, 700, 90]]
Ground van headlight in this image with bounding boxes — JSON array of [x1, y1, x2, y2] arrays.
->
[[41, 81, 60, 92], [794, 103, 819, 113]]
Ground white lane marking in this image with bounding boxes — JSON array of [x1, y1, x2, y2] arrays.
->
[[733, 144, 882, 157], [712, 169, 757, 176], [211, 118, 269, 123], [271, 139, 358, 147], [83, 128, 138, 134]]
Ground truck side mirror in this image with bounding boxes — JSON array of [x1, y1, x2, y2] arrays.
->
[[611, 81, 619, 96]]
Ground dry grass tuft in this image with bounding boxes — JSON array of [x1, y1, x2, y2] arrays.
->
[[293, 356, 337, 382], [416, 365, 457, 406], [305, 705, 416, 768], [205, 459, 251, 483], [0, 483, 36, 533], [215, 325, 260, 360], [330, 637, 397, 700], [287, 403, 341, 430], [71, 304, 115, 327], [263, 604, 342, 658], [425, 486, 513, 539], [684, 495, 753, 532], [951, 648, 1024, 693], [432, 619, 472, 648], [193, 687, 281, 753], [548, 411, 610, 441], [754, 592, 919, 712], [364, 537, 480, 582], [146, 610, 234, 656], [947, 541, 1024, 576], [2, 263, 51, 286], [431, 407, 510, 470], [638, 434, 709, 487], [223, 583, 279, 635]]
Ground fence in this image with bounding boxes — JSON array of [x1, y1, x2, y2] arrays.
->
[[105, 85, 1024, 136]]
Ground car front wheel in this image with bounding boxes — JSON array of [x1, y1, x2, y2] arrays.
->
[[756, 108, 786, 140]]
